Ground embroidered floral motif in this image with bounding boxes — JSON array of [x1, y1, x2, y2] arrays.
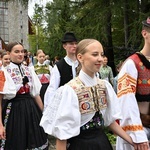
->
[[6, 64, 32, 85], [81, 112, 104, 130], [67, 77, 107, 115], [0, 102, 12, 149]]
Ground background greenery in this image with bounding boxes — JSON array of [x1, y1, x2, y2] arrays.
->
[[7, 0, 150, 75]]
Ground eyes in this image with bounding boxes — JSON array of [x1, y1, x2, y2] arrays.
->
[[92, 52, 104, 57], [14, 49, 24, 54]]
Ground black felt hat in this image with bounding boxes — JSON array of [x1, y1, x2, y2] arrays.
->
[[61, 32, 77, 43], [142, 16, 150, 27]]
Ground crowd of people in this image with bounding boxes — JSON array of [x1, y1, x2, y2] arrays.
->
[[0, 17, 150, 150]]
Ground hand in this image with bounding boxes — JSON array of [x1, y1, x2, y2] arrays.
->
[[133, 142, 149, 150], [0, 124, 6, 140]]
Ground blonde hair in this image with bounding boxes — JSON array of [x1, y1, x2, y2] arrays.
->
[[76, 39, 98, 56], [36, 49, 44, 56], [76, 39, 100, 75]]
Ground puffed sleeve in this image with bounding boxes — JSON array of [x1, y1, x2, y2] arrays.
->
[[0, 68, 16, 100], [40, 85, 81, 140], [100, 80, 122, 126], [29, 66, 42, 97]]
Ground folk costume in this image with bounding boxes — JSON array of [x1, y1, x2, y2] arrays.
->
[[99, 65, 114, 86], [44, 56, 78, 109], [116, 52, 150, 150], [34, 62, 52, 103], [40, 70, 122, 150], [0, 62, 48, 150]]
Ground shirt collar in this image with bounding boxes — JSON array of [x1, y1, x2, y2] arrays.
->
[[79, 70, 97, 86], [64, 56, 78, 67]]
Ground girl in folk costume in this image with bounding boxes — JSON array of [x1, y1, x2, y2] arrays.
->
[[0, 65, 16, 141], [0, 42, 48, 150], [116, 17, 150, 150], [40, 39, 135, 150], [34, 50, 52, 104]]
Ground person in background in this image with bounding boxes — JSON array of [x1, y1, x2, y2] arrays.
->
[[34, 50, 52, 104], [99, 55, 114, 86], [43, 32, 78, 150], [116, 17, 150, 150], [44, 32, 78, 109], [1, 51, 11, 108], [0, 42, 48, 149], [0, 62, 16, 141], [22, 49, 30, 66], [1, 51, 10, 68], [0, 49, 5, 67], [40, 39, 135, 150], [28, 51, 34, 66], [113, 61, 123, 93], [44, 55, 51, 66]]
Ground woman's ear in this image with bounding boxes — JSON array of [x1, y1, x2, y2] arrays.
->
[[77, 53, 83, 63]]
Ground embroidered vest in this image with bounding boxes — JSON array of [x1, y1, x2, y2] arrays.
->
[[34, 64, 50, 75], [129, 53, 150, 102], [67, 77, 107, 115]]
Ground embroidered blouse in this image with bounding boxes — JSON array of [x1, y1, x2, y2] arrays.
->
[[40, 70, 122, 140], [6, 62, 41, 97]]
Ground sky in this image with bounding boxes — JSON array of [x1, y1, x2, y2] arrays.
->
[[28, 0, 50, 17]]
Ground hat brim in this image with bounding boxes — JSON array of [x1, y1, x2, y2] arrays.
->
[[142, 21, 150, 27], [61, 40, 77, 43]]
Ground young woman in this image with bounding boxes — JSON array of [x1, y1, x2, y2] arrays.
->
[[40, 39, 135, 150], [0, 42, 48, 149], [34, 50, 52, 104]]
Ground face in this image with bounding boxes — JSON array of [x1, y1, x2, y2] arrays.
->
[[9, 44, 24, 64], [63, 42, 77, 55], [78, 41, 104, 77], [36, 52, 45, 64], [103, 57, 108, 66], [2, 54, 10, 67]]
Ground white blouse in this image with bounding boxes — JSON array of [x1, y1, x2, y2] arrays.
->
[[6, 62, 42, 97], [0, 66, 16, 100], [40, 70, 122, 140]]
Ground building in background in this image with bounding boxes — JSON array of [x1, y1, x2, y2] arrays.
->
[[0, 0, 33, 49]]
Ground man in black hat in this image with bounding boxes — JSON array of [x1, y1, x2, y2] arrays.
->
[[116, 17, 150, 150], [43, 32, 78, 149], [44, 32, 78, 109]]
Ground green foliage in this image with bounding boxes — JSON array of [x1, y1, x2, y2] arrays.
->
[[104, 127, 117, 145], [27, 0, 150, 62]]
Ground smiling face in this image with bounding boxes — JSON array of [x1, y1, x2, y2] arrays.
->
[[2, 53, 10, 67], [77, 39, 104, 77], [9, 44, 24, 64]]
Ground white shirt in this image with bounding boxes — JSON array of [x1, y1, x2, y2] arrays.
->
[[44, 56, 78, 109]]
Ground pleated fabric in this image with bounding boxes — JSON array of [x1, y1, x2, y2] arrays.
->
[[67, 128, 113, 150], [0, 93, 48, 150]]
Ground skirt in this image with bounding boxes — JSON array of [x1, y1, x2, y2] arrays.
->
[[40, 83, 49, 104], [67, 128, 113, 150], [0, 93, 48, 150]]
